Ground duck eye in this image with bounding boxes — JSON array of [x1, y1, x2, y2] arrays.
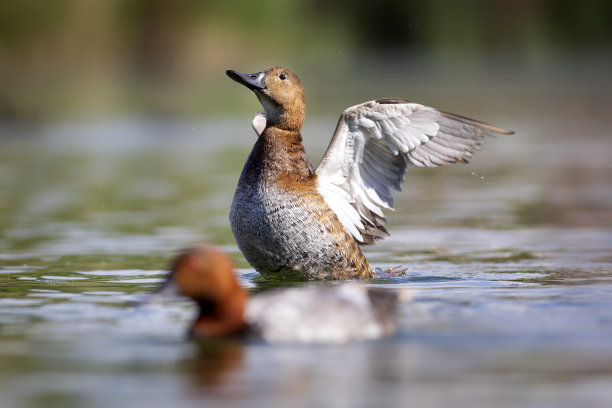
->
[[279, 73, 287, 80]]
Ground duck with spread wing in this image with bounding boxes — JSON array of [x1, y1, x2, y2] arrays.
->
[[226, 66, 513, 280]]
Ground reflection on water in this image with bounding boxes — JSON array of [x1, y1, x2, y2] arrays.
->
[[1, 113, 612, 407]]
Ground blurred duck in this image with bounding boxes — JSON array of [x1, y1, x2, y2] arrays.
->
[[158, 244, 400, 343], [226, 66, 513, 280]]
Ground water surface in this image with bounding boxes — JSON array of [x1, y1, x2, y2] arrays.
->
[[1, 116, 611, 408]]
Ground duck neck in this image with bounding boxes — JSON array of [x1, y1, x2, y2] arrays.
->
[[256, 126, 313, 179], [189, 290, 248, 338], [277, 107, 305, 132], [257, 94, 305, 132]]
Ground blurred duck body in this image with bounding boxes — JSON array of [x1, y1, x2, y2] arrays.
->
[[161, 245, 399, 344], [226, 66, 513, 280]]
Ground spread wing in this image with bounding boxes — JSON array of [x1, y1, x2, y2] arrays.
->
[[315, 98, 513, 245]]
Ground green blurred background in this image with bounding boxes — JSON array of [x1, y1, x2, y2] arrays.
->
[[1, 0, 611, 243], [1, 0, 611, 121]]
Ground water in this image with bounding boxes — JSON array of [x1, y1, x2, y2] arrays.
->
[[1, 115, 611, 408]]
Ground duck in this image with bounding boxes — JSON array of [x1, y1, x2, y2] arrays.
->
[[226, 66, 513, 280], [157, 244, 400, 343]]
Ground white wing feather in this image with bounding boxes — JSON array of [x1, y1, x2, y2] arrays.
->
[[316, 99, 513, 245], [252, 110, 266, 136]]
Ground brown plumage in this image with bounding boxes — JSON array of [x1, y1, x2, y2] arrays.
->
[[227, 67, 372, 279]]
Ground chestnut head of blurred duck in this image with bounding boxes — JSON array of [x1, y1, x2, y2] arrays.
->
[[226, 66, 305, 132], [160, 245, 248, 339]]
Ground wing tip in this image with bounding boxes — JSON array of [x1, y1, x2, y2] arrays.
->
[[440, 111, 514, 135], [357, 226, 390, 246]]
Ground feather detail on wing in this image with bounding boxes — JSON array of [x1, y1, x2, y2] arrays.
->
[[316, 98, 513, 245]]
